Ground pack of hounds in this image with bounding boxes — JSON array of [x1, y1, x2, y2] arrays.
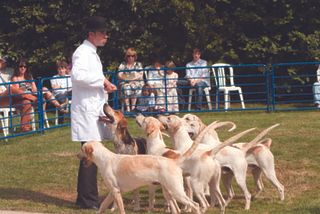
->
[[78, 103, 284, 214]]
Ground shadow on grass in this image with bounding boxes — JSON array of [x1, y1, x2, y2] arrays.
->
[[0, 187, 73, 207], [292, 207, 320, 214]]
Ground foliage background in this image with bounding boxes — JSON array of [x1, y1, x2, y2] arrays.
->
[[0, 0, 319, 77]]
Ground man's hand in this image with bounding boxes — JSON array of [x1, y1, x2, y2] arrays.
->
[[104, 79, 117, 92]]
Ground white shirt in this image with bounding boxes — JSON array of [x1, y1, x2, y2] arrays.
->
[[145, 65, 165, 86], [71, 39, 111, 141], [0, 67, 13, 93], [185, 59, 210, 86], [50, 75, 72, 95]]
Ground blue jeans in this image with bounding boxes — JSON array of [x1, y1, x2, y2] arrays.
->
[[192, 81, 208, 109], [177, 79, 208, 110]]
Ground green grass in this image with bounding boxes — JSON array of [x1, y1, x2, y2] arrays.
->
[[0, 110, 320, 213]]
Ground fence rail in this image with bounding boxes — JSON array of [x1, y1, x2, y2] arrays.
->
[[1, 61, 319, 141]]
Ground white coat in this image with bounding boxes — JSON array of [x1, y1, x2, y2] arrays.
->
[[71, 40, 111, 141]]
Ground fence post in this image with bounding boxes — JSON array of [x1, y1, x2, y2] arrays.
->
[[266, 65, 272, 112], [270, 65, 276, 111], [36, 77, 45, 134], [112, 70, 119, 110]]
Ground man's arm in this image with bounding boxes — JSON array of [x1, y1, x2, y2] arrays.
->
[[103, 78, 117, 92], [71, 51, 104, 88]]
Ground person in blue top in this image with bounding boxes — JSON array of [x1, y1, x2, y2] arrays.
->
[[177, 48, 210, 110]]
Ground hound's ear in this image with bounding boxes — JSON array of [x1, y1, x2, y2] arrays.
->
[[99, 116, 110, 123], [159, 122, 165, 131], [146, 123, 156, 136], [84, 144, 94, 156], [118, 118, 128, 129], [135, 114, 144, 127]]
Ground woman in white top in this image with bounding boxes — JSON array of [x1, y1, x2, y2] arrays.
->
[[118, 48, 144, 112]]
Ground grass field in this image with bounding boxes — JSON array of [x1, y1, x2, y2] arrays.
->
[[0, 110, 319, 214]]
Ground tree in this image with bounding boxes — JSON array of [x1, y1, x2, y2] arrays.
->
[[0, 0, 319, 78]]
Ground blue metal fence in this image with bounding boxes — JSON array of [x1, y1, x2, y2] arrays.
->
[[1, 61, 319, 141]]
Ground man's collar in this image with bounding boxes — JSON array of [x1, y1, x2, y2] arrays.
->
[[83, 39, 97, 52]]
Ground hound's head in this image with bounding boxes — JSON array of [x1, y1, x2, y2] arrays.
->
[[136, 114, 165, 137], [100, 103, 128, 131], [77, 141, 99, 167], [157, 114, 183, 135], [182, 114, 205, 140]]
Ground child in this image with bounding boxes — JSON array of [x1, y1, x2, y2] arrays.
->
[[136, 84, 156, 112], [164, 60, 179, 112], [145, 59, 166, 112]]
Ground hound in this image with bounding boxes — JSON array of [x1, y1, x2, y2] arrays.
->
[[78, 141, 201, 214], [136, 115, 253, 213], [233, 138, 285, 200], [182, 114, 252, 209], [183, 114, 284, 202], [99, 103, 147, 211], [100, 103, 146, 155], [157, 114, 257, 212]]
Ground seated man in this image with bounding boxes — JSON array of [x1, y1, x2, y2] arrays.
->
[[177, 48, 210, 110], [313, 65, 320, 109], [50, 60, 72, 124], [0, 56, 36, 132]]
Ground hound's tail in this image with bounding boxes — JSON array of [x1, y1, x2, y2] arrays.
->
[[200, 121, 236, 133], [209, 127, 256, 156], [241, 124, 279, 153], [257, 138, 272, 148], [212, 121, 237, 132]]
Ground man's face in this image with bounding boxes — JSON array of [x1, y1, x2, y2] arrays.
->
[[90, 30, 108, 47], [192, 52, 201, 62]]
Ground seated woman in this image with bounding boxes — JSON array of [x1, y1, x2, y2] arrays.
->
[[0, 56, 36, 132], [117, 48, 144, 112], [11, 58, 68, 114]]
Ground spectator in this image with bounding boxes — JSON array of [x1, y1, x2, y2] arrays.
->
[[164, 60, 179, 112], [50, 60, 72, 124], [0, 55, 36, 132], [118, 48, 144, 112], [313, 65, 320, 109], [177, 48, 210, 110], [11, 58, 68, 114], [135, 84, 156, 113], [0, 56, 14, 80], [144, 58, 165, 111], [71, 16, 116, 210]]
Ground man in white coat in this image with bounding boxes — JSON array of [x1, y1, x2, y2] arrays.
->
[[71, 16, 116, 209]]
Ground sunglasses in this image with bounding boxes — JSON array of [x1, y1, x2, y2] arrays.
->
[[19, 65, 27, 68]]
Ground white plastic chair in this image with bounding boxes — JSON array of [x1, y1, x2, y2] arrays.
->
[[212, 63, 245, 110], [54, 100, 71, 126], [0, 106, 49, 139], [0, 107, 16, 140], [187, 70, 213, 111], [31, 106, 50, 130]]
